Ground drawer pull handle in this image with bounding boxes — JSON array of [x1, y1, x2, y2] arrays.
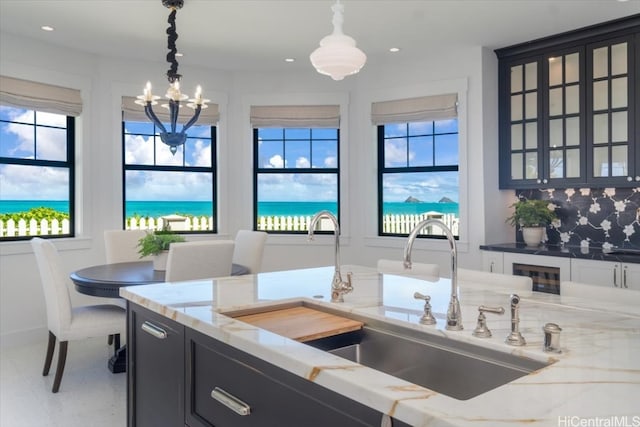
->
[[141, 321, 167, 339], [211, 387, 251, 416]]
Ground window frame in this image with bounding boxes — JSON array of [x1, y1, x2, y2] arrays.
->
[[252, 127, 341, 234], [377, 120, 459, 239], [121, 120, 218, 233], [0, 108, 75, 241]]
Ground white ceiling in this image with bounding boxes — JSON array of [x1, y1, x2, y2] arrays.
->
[[1, 0, 638, 73]]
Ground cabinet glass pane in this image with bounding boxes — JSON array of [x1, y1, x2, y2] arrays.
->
[[549, 119, 563, 148], [611, 77, 627, 108], [525, 62, 537, 90], [566, 117, 579, 146], [525, 123, 537, 149], [549, 150, 563, 178], [611, 145, 628, 176], [566, 148, 580, 178], [611, 43, 627, 75], [511, 94, 523, 120], [593, 46, 608, 79], [593, 147, 608, 177], [565, 85, 579, 114], [565, 53, 579, 83], [593, 113, 609, 144], [525, 92, 537, 119], [511, 65, 523, 93], [525, 153, 538, 179], [549, 88, 563, 116], [511, 124, 523, 150], [611, 112, 627, 143], [593, 81, 608, 110], [511, 153, 523, 179], [549, 57, 562, 86]]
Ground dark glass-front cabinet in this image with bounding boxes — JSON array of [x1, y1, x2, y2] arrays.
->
[[497, 15, 640, 189]]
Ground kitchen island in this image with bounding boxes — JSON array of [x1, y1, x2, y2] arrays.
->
[[121, 265, 640, 427]]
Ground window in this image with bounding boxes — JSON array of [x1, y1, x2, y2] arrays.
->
[[374, 94, 459, 238], [122, 121, 217, 232], [250, 104, 341, 234], [0, 106, 75, 240], [253, 127, 340, 233]]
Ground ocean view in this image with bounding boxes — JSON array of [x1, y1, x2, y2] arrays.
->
[[1, 200, 459, 218]]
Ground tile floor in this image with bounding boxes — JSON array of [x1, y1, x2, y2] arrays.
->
[[1, 337, 126, 426]]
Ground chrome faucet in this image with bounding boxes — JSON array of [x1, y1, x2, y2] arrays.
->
[[308, 211, 352, 303], [403, 219, 462, 331]]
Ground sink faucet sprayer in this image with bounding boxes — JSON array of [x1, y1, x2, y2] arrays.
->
[[308, 211, 352, 303], [403, 219, 462, 331]]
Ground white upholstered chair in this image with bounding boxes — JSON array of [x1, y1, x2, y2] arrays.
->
[[232, 230, 268, 274], [457, 268, 532, 291], [165, 240, 235, 282], [377, 259, 440, 278], [31, 238, 125, 393], [104, 229, 148, 264]]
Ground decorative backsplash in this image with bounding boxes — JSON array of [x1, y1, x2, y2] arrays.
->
[[516, 188, 640, 250]]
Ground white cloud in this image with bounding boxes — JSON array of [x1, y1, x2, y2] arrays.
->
[[0, 164, 69, 200], [382, 172, 458, 203], [269, 154, 284, 168], [324, 156, 337, 168], [296, 157, 310, 168], [257, 173, 337, 202], [384, 140, 414, 165], [4, 111, 67, 160]]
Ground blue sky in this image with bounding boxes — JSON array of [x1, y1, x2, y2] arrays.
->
[[1, 105, 459, 204], [0, 106, 70, 200]]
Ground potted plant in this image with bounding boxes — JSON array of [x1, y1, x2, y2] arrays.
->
[[506, 199, 558, 246], [137, 230, 186, 270]]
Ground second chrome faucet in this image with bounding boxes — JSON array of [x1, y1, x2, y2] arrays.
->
[[403, 219, 463, 331], [308, 211, 352, 303]]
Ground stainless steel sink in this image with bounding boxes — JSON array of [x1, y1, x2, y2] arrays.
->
[[224, 301, 551, 400]]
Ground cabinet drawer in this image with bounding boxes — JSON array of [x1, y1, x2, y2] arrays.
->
[[185, 328, 408, 427], [128, 304, 185, 427]]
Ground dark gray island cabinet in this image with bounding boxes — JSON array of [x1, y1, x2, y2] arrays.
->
[[127, 303, 410, 427]]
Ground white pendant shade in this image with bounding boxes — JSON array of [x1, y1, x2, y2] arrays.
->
[[310, 0, 366, 81]]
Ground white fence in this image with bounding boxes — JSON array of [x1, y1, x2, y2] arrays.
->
[[0, 218, 70, 237], [1, 212, 459, 237]]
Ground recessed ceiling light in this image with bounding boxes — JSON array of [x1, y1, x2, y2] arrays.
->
[[41, 25, 54, 32], [389, 47, 401, 53], [175, 52, 183, 57], [285, 58, 295, 63]]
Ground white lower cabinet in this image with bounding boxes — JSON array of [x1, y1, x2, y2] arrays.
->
[[570, 259, 640, 290], [481, 251, 504, 274]]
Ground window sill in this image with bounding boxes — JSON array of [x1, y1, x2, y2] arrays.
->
[[0, 236, 93, 256], [363, 235, 469, 254]]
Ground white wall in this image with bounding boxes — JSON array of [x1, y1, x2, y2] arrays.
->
[[0, 32, 506, 345]]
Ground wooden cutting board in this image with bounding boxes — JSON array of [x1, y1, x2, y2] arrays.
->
[[233, 306, 363, 342]]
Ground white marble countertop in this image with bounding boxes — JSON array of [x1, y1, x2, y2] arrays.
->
[[121, 265, 640, 427]]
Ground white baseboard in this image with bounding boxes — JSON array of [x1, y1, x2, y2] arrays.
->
[[0, 326, 47, 349]]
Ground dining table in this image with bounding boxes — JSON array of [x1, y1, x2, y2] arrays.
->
[[70, 260, 250, 373]]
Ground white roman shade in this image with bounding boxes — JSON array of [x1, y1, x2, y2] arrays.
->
[[121, 96, 220, 124], [371, 93, 457, 125], [0, 75, 82, 117], [250, 105, 340, 128]]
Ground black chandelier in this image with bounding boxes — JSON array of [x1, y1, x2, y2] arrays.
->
[[136, 0, 208, 155]]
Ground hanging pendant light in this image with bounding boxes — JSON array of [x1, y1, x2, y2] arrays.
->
[[135, 0, 209, 155], [310, 0, 367, 81]]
